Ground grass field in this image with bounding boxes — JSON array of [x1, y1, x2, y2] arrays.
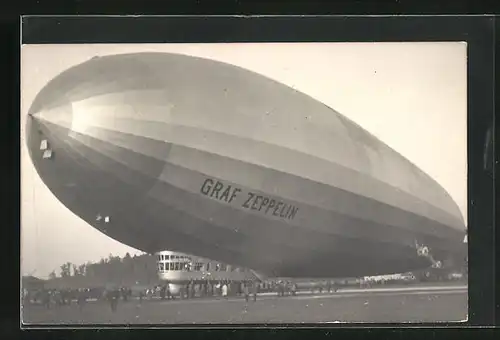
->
[[22, 285, 467, 325]]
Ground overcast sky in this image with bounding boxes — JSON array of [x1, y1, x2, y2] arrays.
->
[[21, 42, 467, 278]]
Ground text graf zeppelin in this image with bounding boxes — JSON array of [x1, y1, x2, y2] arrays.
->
[[200, 177, 299, 221]]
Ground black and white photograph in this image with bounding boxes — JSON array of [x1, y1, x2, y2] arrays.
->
[[20, 42, 468, 325]]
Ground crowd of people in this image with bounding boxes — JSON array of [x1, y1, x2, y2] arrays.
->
[[22, 280, 307, 313], [151, 280, 260, 301], [22, 271, 466, 314], [22, 287, 133, 312], [23, 281, 263, 313]]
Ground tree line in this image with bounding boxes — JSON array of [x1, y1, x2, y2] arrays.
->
[[48, 252, 159, 284]]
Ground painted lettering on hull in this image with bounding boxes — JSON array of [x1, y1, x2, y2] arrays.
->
[[199, 177, 299, 221], [200, 178, 240, 203]]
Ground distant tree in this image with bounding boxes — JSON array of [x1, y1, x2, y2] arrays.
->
[[72, 264, 79, 276], [48, 271, 57, 280], [78, 263, 86, 276], [85, 262, 95, 277], [121, 252, 133, 282], [68, 262, 74, 276], [60, 262, 71, 277]]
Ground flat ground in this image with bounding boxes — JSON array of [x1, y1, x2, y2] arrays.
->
[[22, 285, 467, 325]]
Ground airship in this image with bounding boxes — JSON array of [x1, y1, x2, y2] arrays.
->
[[25, 52, 467, 279]]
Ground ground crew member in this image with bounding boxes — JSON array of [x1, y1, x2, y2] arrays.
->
[[222, 283, 228, 299], [160, 285, 166, 300], [108, 288, 119, 312], [244, 284, 249, 302]]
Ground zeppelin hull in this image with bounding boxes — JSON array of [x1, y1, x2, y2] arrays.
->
[[26, 52, 466, 278]]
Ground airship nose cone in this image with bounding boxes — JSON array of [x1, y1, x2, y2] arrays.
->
[[28, 102, 73, 133], [24, 57, 170, 252], [26, 95, 73, 166]]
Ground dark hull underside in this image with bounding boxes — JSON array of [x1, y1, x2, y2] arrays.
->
[[26, 52, 466, 278]]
